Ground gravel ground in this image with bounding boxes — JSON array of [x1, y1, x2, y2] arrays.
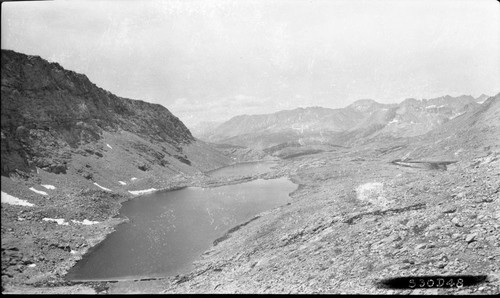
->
[[120, 150, 499, 295], [2, 148, 499, 294]]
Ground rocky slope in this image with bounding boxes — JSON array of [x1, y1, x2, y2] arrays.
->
[[209, 143, 274, 163], [369, 95, 480, 139], [152, 151, 499, 295], [1, 49, 233, 177], [1, 49, 235, 290], [367, 94, 500, 162]]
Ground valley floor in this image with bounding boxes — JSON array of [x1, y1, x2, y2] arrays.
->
[[2, 149, 500, 294]]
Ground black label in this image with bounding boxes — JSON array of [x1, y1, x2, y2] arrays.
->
[[375, 275, 488, 289]]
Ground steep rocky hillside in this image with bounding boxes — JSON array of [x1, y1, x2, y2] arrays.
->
[[1, 49, 231, 178], [344, 94, 499, 165], [400, 94, 500, 161], [370, 95, 480, 138], [1, 49, 234, 289]]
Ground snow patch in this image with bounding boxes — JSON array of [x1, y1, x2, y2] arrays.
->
[[1, 191, 35, 207], [71, 219, 100, 225], [356, 182, 390, 207], [450, 112, 465, 120], [93, 183, 112, 192], [118, 181, 127, 185], [131, 177, 137, 181], [29, 187, 48, 196], [43, 218, 69, 225], [107, 144, 113, 149], [401, 152, 411, 161], [388, 118, 399, 124], [425, 105, 436, 109], [41, 185, 56, 190], [128, 188, 157, 195], [28, 264, 37, 268]]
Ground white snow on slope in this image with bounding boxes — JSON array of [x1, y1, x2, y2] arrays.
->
[[107, 144, 113, 149], [356, 182, 390, 207], [29, 187, 48, 196], [1, 191, 35, 207], [450, 112, 466, 120], [71, 219, 100, 225], [43, 218, 69, 225], [41, 185, 56, 190], [93, 183, 112, 192], [131, 177, 137, 181], [128, 188, 157, 195], [118, 181, 127, 185]]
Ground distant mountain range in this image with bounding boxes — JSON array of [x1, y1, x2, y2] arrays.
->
[[198, 93, 495, 150]]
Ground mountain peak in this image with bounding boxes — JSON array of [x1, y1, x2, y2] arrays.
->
[[351, 98, 377, 105], [476, 94, 491, 103], [348, 99, 381, 112]]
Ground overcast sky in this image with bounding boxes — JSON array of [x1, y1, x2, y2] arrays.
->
[[2, 0, 499, 127]]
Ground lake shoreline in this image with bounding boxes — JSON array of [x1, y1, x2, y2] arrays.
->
[[66, 166, 296, 282], [2, 160, 289, 294]]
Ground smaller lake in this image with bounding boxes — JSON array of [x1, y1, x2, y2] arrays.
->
[[206, 160, 278, 178], [66, 175, 296, 281]]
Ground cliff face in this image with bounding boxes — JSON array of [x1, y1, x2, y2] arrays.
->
[[1, 49, 195, 176]]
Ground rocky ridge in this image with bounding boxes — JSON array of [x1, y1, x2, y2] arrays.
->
[[1, 49, 211, 177], [201, 94, 487, 150]]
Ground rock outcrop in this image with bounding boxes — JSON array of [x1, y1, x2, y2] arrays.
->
[[1, 49, 194, 176]]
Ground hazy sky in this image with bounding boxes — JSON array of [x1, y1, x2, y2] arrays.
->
[[2, 0, 499, 127]]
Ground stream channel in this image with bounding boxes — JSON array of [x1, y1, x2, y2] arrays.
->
[[65, 161, 296, 281]]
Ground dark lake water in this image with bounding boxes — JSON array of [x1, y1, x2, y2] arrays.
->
[[66, 163, 295, 281]]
